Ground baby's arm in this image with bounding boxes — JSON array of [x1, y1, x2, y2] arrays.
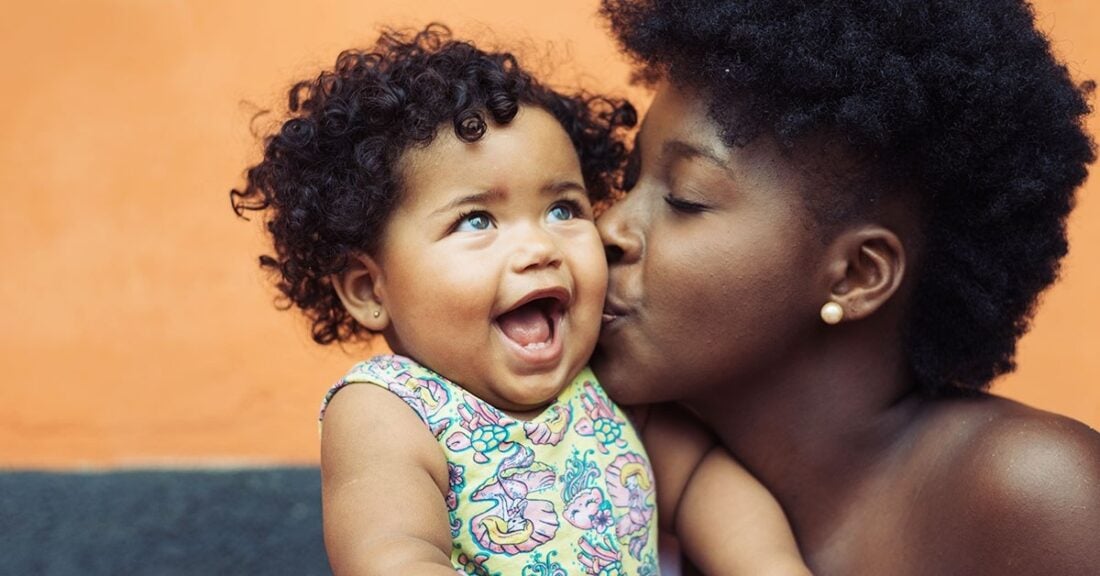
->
[[321, 384, 456, 575], [641, 405, 811, 575], [677, 448, 811, 576]]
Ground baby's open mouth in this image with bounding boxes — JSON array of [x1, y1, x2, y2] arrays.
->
[[495, 296, 565, 350]]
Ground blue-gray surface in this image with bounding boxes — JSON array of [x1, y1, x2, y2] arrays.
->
[[0, 467, 330, 575]]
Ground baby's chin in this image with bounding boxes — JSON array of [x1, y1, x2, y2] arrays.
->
[[492, 384, 564, 419], [495, 359, 590, 417], [497, 399, 558, 420]]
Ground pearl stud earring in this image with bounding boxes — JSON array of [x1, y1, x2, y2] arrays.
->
[[820, 302, 844, 325]]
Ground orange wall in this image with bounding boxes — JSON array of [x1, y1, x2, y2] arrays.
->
[[1, 0, 1096, 469]]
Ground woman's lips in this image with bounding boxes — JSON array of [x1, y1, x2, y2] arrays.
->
[[601, 298, 630, 325]]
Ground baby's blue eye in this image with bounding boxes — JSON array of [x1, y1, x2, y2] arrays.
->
[[547, 203, 576, 222], [455, 212, 493, 232]]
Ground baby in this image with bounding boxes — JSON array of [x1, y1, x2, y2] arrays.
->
[[233, 24, 808, 575]]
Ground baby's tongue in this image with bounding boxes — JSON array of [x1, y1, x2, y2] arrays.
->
[[497, 303, 551, 347]]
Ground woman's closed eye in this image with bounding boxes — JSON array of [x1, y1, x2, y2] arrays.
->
[[663, 194, 710, 214]]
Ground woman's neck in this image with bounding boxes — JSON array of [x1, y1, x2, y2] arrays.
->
[[684, 332, 924, 538]]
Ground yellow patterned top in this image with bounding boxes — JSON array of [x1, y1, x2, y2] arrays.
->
[[320, 354, 659, 576]]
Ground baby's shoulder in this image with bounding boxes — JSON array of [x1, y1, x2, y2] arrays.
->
[[321, 355, 460, 437]]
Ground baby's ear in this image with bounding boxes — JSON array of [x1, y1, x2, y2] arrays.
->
[[331, 253, 390, 331], [819, 225, 906, 322]]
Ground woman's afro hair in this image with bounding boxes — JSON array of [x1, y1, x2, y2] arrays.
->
[[231, 24, 636, 345], [601, 0, 1095, 395]]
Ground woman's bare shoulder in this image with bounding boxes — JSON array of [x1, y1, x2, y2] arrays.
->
[[926, 395, 1100, 485], [913, 395, 1100, 574]]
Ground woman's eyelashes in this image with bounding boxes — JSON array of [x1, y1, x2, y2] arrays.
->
[[663, 194, 710, 214]]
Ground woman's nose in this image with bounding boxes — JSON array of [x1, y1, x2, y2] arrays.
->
[[597, 195, 642, 266]]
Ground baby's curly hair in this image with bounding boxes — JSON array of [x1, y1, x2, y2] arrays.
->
[[602, 0, 1095, 395], [232, 24, 636, 345]]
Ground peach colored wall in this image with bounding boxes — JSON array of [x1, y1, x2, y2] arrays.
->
[[0, 0, 1096, 469]]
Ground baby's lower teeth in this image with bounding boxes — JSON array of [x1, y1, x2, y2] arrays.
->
[[523, 341, 550, 350]]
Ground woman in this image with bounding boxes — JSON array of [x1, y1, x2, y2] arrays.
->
[[592, 0, 1100, 573]]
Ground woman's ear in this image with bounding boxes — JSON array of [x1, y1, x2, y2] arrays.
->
[[331, 254, 390, 331], [820, 226, 906, 322]]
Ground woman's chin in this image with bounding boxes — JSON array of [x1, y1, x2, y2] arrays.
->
[[590, 348, 643, 406]]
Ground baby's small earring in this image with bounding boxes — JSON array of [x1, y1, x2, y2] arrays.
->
[[372, 310, 381, 318], [820, 301, 844, 325]]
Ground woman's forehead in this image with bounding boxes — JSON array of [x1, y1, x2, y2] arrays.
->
[[639, 84, 722, 144], [640, 84, 804, 183]]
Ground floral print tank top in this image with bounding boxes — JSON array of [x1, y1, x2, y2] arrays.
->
[[320, 355, 659, 576]]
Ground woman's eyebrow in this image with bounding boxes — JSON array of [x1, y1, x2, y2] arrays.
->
[[662, 140, 727, 168]]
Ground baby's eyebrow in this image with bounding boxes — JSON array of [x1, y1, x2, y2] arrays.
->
[[430, 189, 506, 216], [429, 180, 586, 216], [541, 180, 587, 196]]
